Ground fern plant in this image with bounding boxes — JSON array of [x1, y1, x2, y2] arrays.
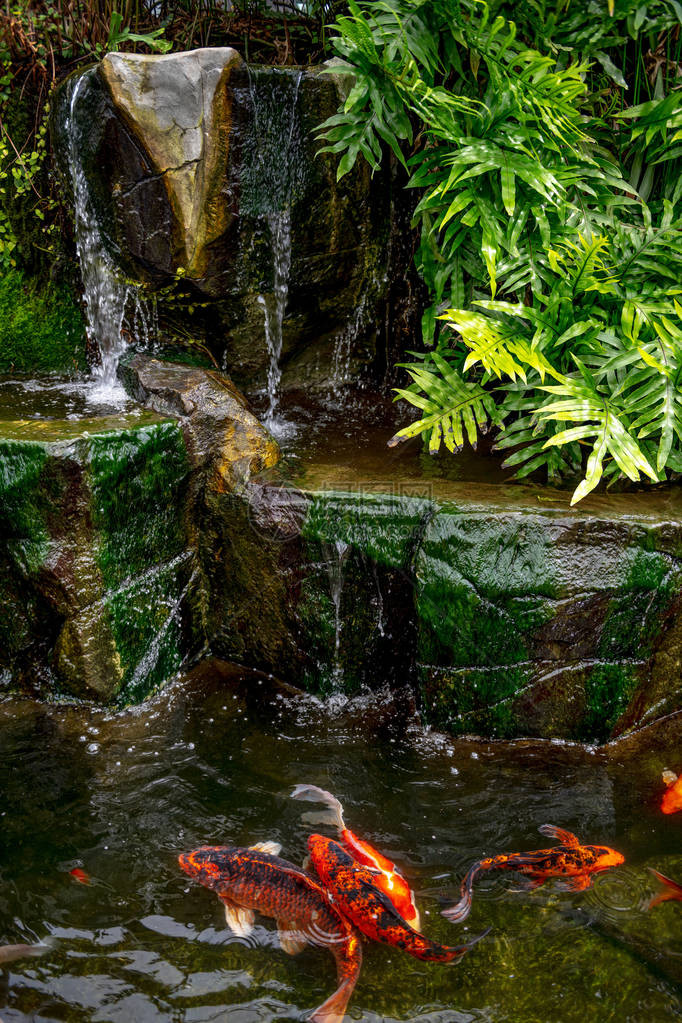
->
[[320, 0, 682, 501]]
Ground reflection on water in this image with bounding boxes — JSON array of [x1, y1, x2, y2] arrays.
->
[[1, 659, 681, 1021]]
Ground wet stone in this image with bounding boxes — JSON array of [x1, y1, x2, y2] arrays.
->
[[0, 411, 199, 702], [231, 480, 682, 741]]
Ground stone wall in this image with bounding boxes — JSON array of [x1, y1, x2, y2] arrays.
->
[[203, 479, 682, 743]]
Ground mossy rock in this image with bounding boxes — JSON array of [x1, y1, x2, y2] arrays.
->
[[0, 270, 86, 374], [0, 412, 199, 701]]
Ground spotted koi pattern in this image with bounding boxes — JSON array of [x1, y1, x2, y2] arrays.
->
[[307, 834, 488, 963], [179, 844, 362, 1023], [291, 783, 420, 928], [444, 824, 625, 923]]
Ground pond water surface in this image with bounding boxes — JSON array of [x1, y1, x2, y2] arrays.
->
[[1, 660, 681, 1022]]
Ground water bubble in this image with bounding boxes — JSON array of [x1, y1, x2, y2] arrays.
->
[[86, 743, 99, 754]]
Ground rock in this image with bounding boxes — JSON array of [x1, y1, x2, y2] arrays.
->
[[52, 53, 396, 393], [118, 353, 280, 490], [0, 411, 199, 702], [213, 477, 682, 741], [100, 48, 243, 280]]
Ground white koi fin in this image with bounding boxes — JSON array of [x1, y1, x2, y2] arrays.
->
[[538, 824, 579, 847], [662, 769, 678, 787], [220, 897, 254, 937], [277, 921, 307, 955], [291, 784, 346, 833], [0, 943, 48, 964], [249, 841, 282, 856]]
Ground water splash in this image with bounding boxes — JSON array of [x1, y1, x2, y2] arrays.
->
[[66, 72, 155, 406]]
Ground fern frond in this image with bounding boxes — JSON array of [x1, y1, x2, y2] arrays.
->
[[390, 352, 498, 453]]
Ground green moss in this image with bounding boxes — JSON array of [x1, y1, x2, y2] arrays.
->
[[598, 552, 682, 659], [88, 421, 189, 590], [0, 440, 49, 570], [108, 557, 187, 705], [579, 662, 641, 742], [302, 490, 433, 570], [421, 663, 532, 737], [0, 270, 86, 374]]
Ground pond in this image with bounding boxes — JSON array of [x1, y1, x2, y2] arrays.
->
[[1, 660, 681, 1022]]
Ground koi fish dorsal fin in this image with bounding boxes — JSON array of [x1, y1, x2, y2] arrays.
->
[[662, 769, 679, 787], [538, 824, 580, 847], [291, 784, 346, 833], [249, 841, 282, 856], [219, 897, 255, 937], [277, 921, 307, 955]]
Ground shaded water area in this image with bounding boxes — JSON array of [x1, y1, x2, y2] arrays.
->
[[2, 660, 682, 1022]]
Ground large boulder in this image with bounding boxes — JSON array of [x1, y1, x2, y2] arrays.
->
[[53, 51, 394, 393], [118, 353, 280, 491]]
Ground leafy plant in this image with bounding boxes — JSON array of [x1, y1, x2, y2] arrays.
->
[[320, 0, 682, 501]]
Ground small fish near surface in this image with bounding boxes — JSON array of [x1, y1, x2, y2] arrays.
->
[[291, 783, 421, 929], [306, 833, 489, 963], [0, 943, 47, 965], [69, 867, 90, 885], [444, 824, 625, 923], [179, 841, 362, 1023], [648, 868, 682, 909], [660, 769, 682, 814]]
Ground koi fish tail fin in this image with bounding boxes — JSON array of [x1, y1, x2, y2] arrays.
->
[[442, 925, 492, 963], [291, 784, 346, 833], [309, 978, 355, 1023], [442, 886, 473, 924], [442, 863, 480, 923], [648, 868, 682, 909]]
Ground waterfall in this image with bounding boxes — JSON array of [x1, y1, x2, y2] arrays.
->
[[66, 73, 154, 404], [257, 208, 293, 425], [323, 539, 350, 689], [244, 68, 304, 430]]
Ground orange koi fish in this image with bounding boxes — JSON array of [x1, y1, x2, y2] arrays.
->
[[444, 824, 625, 923], [648, 868, 682, 909], [306, 833, 488, 963], [179, 840, 362, 1023], [291, 784, 420, 929], [660, 769, 682, 814]]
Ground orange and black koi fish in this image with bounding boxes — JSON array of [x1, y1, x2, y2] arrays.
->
[[306, 833, 488, 964], [179, 840, 362, 1023], [648, 868, 682, 909], [291, 783, 420, 929], [660, 769, 682, 814], [443, 824, 625, 923]]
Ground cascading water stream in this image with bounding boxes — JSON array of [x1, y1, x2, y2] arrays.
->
[[257, 207, 293, 425], [66, 72, 155, 405], [245, 68, 304, 432], [323, 539, 350, 689]]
